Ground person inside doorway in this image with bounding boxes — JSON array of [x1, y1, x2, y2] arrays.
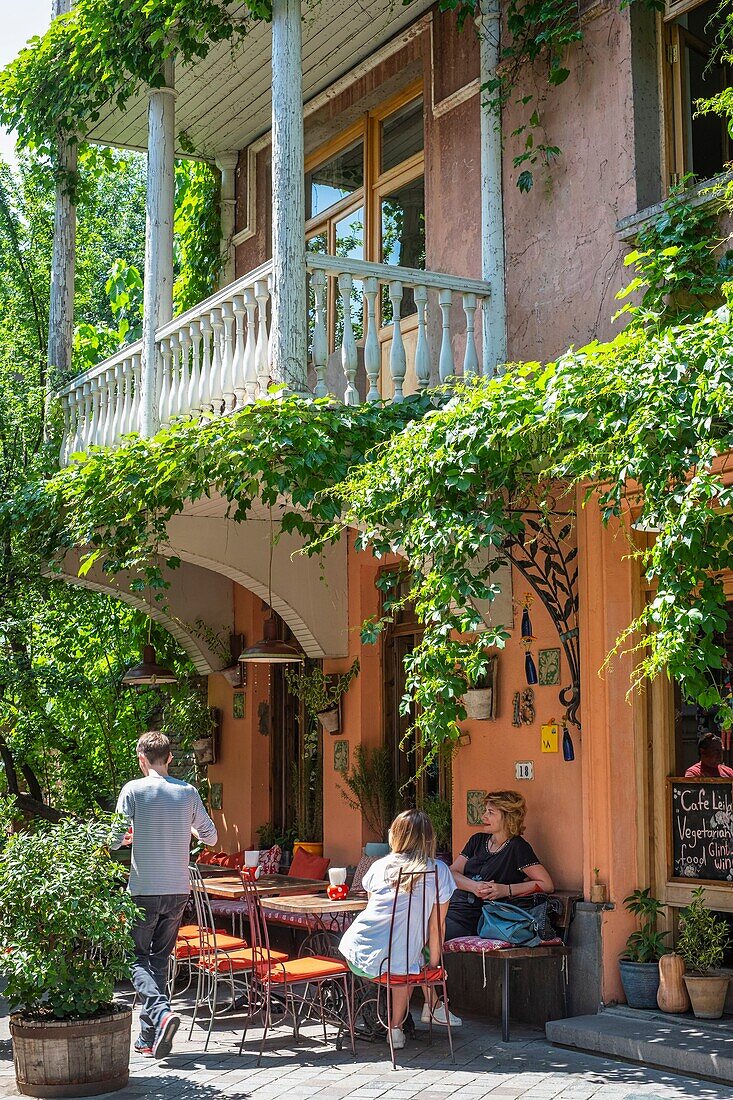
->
[[684, 732, 733, 779]]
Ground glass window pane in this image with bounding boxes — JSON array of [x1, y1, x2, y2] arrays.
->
[[380, 177, 425, 322], [381, 97, 424, 175], [305, 140, 364, 220]]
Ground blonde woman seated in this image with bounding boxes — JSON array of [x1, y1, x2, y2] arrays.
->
[[339, 809, 456, 1050], [446, 789, 553, 942]]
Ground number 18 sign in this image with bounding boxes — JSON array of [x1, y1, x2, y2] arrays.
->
[[515, 761, 534, 781]]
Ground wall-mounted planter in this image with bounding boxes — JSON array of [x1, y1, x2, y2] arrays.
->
[[193, 738, 215, 765], [317, 704, 340, 734], [463, 688, 495, 721]]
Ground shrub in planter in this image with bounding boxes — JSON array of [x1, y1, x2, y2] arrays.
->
[[677, 886, 732, 1019], [0, 815, 140, 1097], [618, 888, 668, 1009], [423, 795, 452, 862], [285, 659, 359, 733], [339, 744, 396, 847]]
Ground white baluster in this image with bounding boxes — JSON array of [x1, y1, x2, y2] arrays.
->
[[98, 369, 113, 448], [388, 281, 406, 404], [169, 332, 181, 422], [158, 337, 172, 429], [462, 292, 479, 377], [363, 277, 381, 403], [210, 307, 224, 415], [255, 278, 270, 397], [130, 352, 142, 434], [438, 289, 455, 384], [178, 328, 191, 419], [199, 314, 213, 415], [59, 394, 71, 466], [311, 269, 328, 398], [231, 295, 246, 410], [414, 285, 430, 392], [243, 288, 258, 403], [188, 320, 202, 416], [77, 382, 90, 453], [338, 273, 359, 405], [221, 302, 236, 413], [88, 377, 101, 450], [110, 360, 124, 444], [119, 357, 133, 438]]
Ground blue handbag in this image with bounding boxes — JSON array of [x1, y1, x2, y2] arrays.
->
[[477, 900, 543, 946]]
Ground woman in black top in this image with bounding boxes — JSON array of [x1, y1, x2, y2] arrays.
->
[[444, 790, 553, 942]]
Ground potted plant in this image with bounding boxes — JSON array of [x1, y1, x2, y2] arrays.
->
[[590, 867, 607, 904], [162, 678, 218, 766], [461, 653, 497, 721], [423, 794, 452, 864], [291, 736, 323, 858], [0, 813, 140, 1097], [339, 745, 396, 856], [285, 658, 359, 734], [676, 886, 732, 1019], [618, 888, 668, 1009], [257, 822, 297, 869]]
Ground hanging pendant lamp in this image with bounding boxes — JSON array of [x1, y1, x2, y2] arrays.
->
[[122, 643, 178, 686], [239, 504, 304, 666]]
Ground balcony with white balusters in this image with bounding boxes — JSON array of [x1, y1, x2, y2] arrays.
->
[[56, 255, 491, 466]]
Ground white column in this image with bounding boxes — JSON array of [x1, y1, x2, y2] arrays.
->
[[141, 56, 176, 437], [216, 152, 238, 287], [47, 0, 76, 387], [271, 0, 307, 393], [477, 0, 507, 375]]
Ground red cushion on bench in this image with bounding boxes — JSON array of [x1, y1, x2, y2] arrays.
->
[[443, 934, 564, 953]]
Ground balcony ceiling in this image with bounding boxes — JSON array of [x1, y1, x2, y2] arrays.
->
[[85, 0, 432, 158]]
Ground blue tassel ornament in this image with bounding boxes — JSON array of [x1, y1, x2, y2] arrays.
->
[[562, 724, 575, 761], [525, 651, 538, 685], [521, 606, 533, 639]]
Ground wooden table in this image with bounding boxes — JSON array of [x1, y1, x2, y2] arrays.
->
[[202, 874, 329, 900], [261, 892, 367, 933]]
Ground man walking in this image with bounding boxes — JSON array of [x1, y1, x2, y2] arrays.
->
[[113, 731, 217, 1059]]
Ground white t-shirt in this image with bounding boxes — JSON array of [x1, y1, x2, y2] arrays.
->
[[339, 856, 456, 978]]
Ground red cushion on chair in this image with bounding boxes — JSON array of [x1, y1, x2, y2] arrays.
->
[[200, 947, 288, 973], [288, 848, 330, 880], [263, 956, 348, 983], [374, 966, 445, 985]]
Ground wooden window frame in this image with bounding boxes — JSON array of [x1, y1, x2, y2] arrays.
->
[[662, 1, 732, 187]]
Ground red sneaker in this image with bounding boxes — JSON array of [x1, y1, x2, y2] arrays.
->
[[152, 1012, 180, 1059]]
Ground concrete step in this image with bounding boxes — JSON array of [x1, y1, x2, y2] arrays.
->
[[546, 1007, 733, 1084]]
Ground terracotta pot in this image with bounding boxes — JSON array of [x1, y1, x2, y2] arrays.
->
[[293, 841, 323, 858], [462, 689, 495, 720], [316, 705, 340, 734], [683, 972, 731, 1019], [11, 1006, 132, 1097], [657, 953, 690, 1013]]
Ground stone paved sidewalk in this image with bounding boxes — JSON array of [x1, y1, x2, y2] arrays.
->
[[1, 993, 730, 1100]]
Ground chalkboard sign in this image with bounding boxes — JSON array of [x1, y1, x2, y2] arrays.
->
[[668, 778, 733, 885]]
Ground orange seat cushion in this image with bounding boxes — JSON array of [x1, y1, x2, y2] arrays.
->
[[374, 966, 445, 985], [174, 942, 200, 959], [177, 925, 201, 941], [200, 947, 288, 973], [263, 956, 349, 984], [288, 848, 330, 881]]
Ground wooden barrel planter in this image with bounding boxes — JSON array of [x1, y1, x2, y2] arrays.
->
[[10, 1006, 132, 1098]]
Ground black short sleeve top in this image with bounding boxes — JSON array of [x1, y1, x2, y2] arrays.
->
[[450, 833, 541, 911]]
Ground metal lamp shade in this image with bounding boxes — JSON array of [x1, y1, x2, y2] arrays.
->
[[122, 645, 177, 686], [238, 615, 303, 664]]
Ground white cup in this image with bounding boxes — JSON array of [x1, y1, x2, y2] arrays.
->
[[328, 867, 347, 886], [244, 850, 260, 868]]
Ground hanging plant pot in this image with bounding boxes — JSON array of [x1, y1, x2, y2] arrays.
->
[[463, 688, 495, 721], [316, 704, 340, 734], [193, 737, 215, 765]]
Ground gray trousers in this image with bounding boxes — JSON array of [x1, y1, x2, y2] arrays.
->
[[131, 893, 188, 1044]]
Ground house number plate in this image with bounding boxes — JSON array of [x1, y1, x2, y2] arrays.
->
[[515, 761, 534, 781]]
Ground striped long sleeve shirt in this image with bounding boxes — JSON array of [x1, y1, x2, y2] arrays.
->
[[113, 773, 218, 896]]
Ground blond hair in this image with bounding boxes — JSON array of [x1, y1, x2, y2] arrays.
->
[[385, 809, 436, 893], [485, 790, 526, 838]]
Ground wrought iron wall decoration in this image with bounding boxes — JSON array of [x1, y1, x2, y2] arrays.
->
[[506, 511, 580, 729]]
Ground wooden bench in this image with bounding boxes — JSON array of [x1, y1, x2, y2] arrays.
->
[[442, 891, 579, 1042]]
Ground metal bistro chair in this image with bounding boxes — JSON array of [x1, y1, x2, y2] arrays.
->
[[238, 877, 356, 1065], [373, 867, 455, 1069], [188, 864, 288, 1049]]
